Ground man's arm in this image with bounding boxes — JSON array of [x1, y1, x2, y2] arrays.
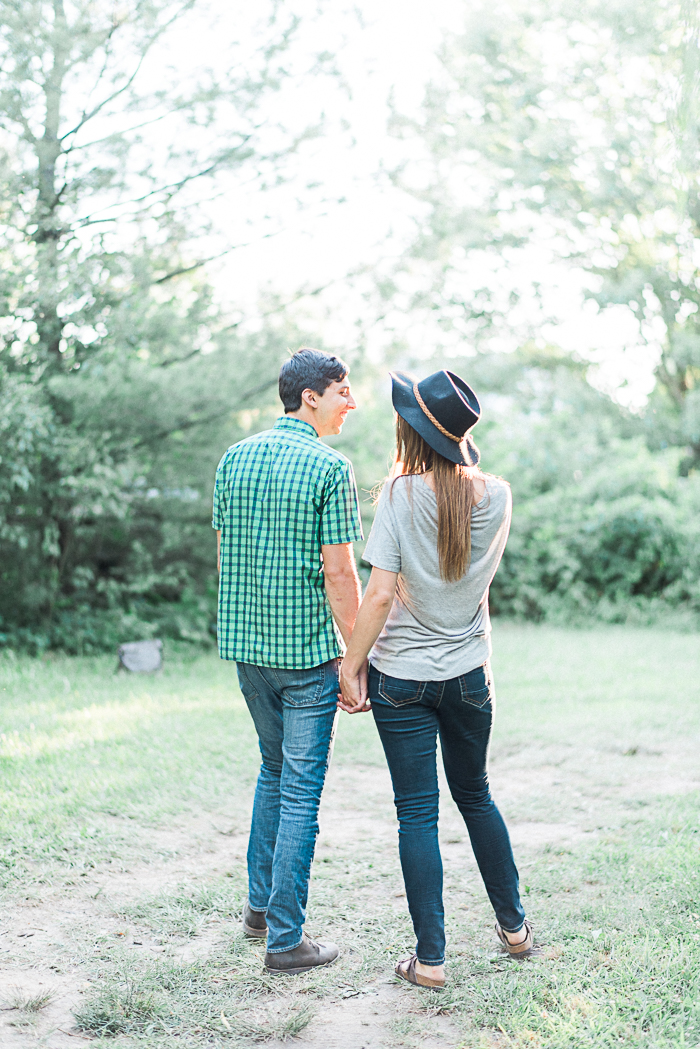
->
[[216, 530, 221, 573], [322, 543, 362, 647]]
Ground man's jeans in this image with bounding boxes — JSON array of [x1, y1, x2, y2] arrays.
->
[[236, 659, 339, 953], [369, 660, 525, 966]]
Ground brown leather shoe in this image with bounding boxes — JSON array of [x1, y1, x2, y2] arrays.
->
[[265, 932, 339, 975], [242, 898, 267, 939]]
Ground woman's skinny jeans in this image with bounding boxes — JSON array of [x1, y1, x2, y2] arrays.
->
[[369, 660, 525, 966]]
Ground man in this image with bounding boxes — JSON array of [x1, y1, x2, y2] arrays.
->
[[212, 348, 364, 975]]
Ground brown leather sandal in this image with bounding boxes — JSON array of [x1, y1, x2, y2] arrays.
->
[[495, 919, 534, 959], [394, 954, 445, 988]]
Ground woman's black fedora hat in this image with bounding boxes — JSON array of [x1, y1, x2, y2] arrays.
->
[[390, 369, 481, 466]]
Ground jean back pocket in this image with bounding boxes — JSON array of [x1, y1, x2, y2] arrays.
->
[[378, 672, 427, 708], [274, 662, 329, 707], [458, 662, 492, 710]]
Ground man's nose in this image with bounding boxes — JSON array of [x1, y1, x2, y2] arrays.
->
[[347, 393, 357, 409]]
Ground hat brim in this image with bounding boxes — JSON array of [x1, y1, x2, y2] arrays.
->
[[390, 371, 480, 466]]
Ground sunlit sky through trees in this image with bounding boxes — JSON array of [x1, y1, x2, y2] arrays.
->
[[63, 0, 659, 407]]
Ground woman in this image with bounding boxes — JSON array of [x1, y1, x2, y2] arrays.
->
[[339, 369, 532, 988]]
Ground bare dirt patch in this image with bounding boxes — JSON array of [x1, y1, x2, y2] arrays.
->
[[0, 968, 89, 1048]]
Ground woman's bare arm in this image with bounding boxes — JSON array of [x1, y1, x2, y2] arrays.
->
[[338, 567, 398, 714]]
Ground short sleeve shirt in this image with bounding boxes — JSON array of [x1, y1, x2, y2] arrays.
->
[[363, 474, 512, 680], [213, 416, 363, 668]]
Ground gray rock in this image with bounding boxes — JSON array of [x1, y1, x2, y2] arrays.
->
[[117, 639, 163, 673]]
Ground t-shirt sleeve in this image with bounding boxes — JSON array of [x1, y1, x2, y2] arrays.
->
[[212, 451, 229, 530], [319, 460, 364, 545], [362, 481, 401, 572]]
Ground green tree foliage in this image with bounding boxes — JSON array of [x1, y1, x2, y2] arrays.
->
[[3, 0, 698, 647], [474, 353, 700, 625], [371, 0, 700, 626], [392, 0, 700, 466], [0, 0, 316, 650]]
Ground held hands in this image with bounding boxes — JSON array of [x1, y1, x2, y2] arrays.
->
[[338, 659, 371, 714]]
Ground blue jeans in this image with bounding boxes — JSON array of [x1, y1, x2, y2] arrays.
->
[[369, 660, 525, 966], [235, 660, 339, 953]]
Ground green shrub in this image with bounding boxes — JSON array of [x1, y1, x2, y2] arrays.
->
[[490, 442, 700, 626]]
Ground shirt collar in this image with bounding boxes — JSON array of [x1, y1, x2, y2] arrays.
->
[[273, 416, 320, 440]]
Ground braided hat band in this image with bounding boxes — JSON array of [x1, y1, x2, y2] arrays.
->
[[412, 383, 462, 444]]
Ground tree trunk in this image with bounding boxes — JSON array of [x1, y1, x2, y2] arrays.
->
[[33, 0, 69, 368]]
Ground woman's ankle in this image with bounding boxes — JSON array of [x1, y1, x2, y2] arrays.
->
[[415, 959, 445, 977], [503, 924, 528, 946]]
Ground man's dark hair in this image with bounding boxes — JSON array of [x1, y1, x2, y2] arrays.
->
[[279, 348, 348, 413]]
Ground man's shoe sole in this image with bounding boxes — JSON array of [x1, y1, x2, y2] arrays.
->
[[264, 955, 338, 976]]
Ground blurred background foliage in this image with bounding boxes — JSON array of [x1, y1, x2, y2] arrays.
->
[[1, 0, 699, 652]]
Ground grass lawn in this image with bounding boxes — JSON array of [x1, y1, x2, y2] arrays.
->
[[0, 625, 699, 1048]]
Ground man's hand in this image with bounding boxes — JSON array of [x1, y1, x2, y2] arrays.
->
[[338, 659, 371, 714]]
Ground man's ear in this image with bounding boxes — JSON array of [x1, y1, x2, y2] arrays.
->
[[300, 388, 318, 409]]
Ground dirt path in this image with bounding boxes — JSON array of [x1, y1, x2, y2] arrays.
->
[[1, 727, 698, 1048]]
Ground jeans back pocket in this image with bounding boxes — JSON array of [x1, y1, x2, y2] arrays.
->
[[273, 662, 328, 707], [378, 672, 427, 708], [458, 662, 492, 710]]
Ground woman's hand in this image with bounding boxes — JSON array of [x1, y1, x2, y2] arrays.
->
[[338, 659, 371, 714]]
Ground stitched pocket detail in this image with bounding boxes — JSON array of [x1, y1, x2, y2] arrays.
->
[[458, 663, 492, 710], [378, 673, 427, 708], [274, 663, 327, 707]]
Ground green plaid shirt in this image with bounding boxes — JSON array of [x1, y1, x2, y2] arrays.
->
[[212, 416, 363, 668]]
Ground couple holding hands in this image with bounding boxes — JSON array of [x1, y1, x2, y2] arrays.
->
[[212, 348, 532, 987]]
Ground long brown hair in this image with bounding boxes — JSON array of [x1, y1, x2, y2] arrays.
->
[[391, 414, 484, 582]]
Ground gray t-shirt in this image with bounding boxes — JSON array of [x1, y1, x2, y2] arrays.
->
[[363, 474, 512, 681]]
